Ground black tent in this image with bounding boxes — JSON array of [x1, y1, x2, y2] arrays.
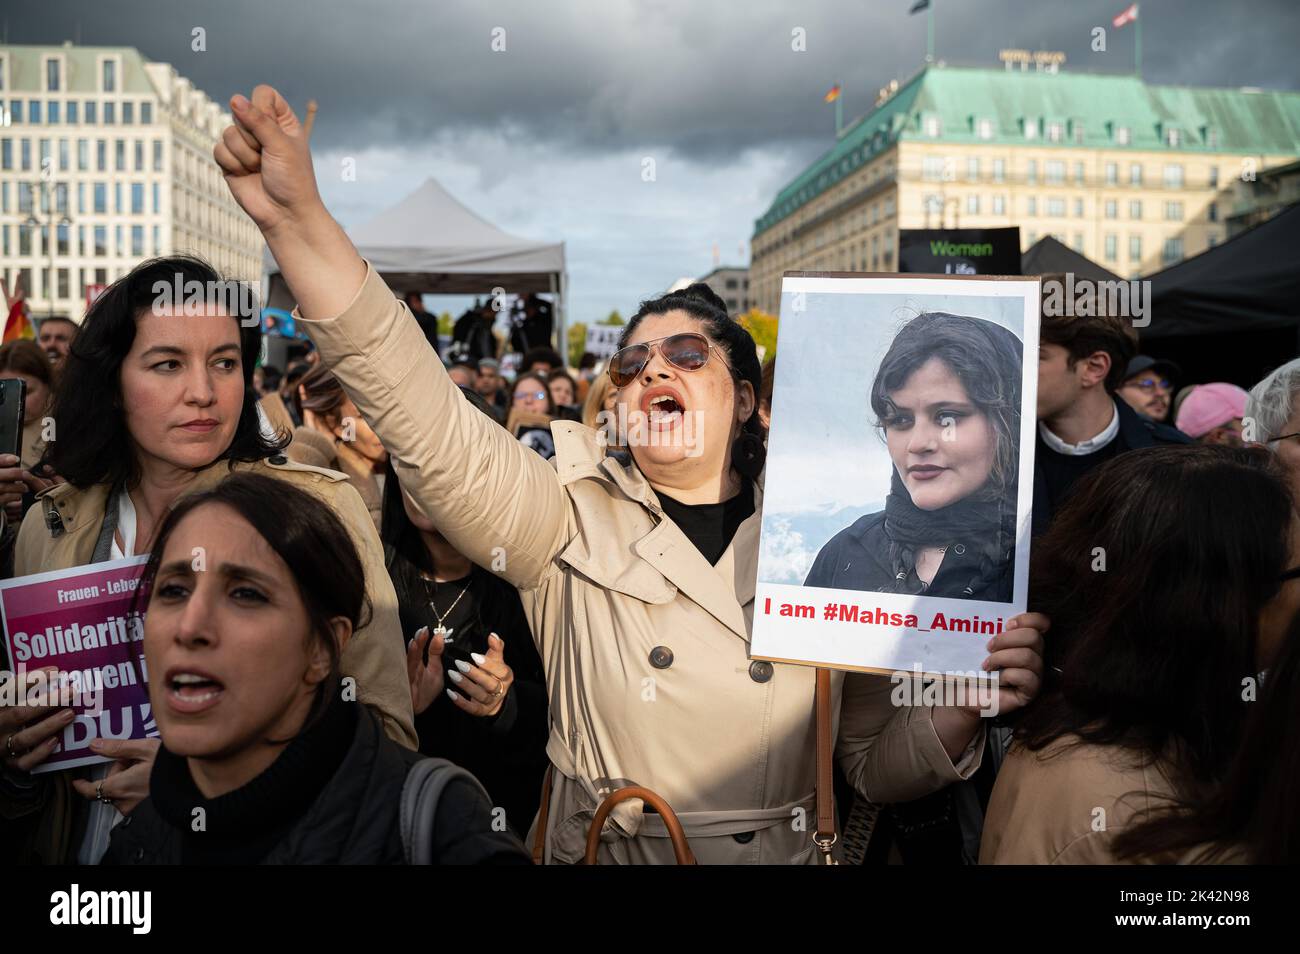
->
[[1021, 236, 1121, 283], [1140, 201, 1300, 388]]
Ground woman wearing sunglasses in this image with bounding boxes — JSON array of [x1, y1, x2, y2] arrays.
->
[[215, 84, 1046, 864]]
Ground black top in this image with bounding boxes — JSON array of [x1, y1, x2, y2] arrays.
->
[[102, 699, 530, 865], [1031, 399, 1192, 537], [658, 479, 756, 565], [387, 559, 549, 838], [804, 511, 1013, 602]]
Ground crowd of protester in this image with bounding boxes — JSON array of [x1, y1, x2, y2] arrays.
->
[[0, 83, 1298, 866]]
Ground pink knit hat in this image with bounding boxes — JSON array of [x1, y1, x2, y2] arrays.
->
[[1175, 383, 1249, 438]]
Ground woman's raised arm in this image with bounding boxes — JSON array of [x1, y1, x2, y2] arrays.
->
[[216, 86, 571, 588]]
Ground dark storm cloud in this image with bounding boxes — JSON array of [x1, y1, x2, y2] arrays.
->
[[7, 0, 1299, 159]]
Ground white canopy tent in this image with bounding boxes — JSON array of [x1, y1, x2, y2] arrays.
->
[[262, 177, 567, 347]]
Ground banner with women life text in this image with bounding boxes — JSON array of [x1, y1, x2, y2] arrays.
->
[[0, 556, 155, 773], [751, 273, 1040, 679]]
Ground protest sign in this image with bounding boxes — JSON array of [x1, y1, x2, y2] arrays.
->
[[751, 272, 1040, 678], [0, 556, 156, 774], [585, 324, 622, 361], [898, 227, 1022, 275]]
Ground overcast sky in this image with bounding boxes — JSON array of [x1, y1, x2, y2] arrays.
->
[[7, 0, 1299, 326]]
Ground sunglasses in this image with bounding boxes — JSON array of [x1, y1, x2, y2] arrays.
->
[[608, 333, 725, 388], [1129, 376, 1171, 392], [515, 390, 548, 402]]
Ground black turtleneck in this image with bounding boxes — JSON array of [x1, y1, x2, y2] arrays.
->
[[657, 479, 755, 565], [148, 695, 357, 865]]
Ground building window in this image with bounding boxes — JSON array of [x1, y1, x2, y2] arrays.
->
[[1073, 198, 1084, 217], [78, 138, 88, 170], [58, 138, 68, 170], [993, 195, 1005, 215], [1129, 200, 1142, 219], [47, 100, 61, 124], [1208, 165, 1219, 188], [1116, 125, 1131, 146], [94, 225, 107, 257], [923, 114, 942, 137], [1163, 164, 1184, 188], [84, 100, 97, 123], [1163, 237, 1184, 263], [131, 225, 144, 257], [1164, 201, 1184, 220], [1105, 234, 1118, 261], [115, 139, 126, 170], [66, 100, 77, 123], [152, 182, 160, 213], [1208, 234, 1219, 249], [122, 101, 134, 124], [1165, 127, 1181, 147], [1105, 162, 1118, 185], [1046, 160, 1065, 184], [28, 100, 41, 123], [1027, 159, 1037, 184], [1023, 118, 1038, 140], [131, 182, 144, 214], [115, 182, 123, 214], [77, 181, 85, 214], [20, 139, 31, 171], [46, 58, 62, 91], [1105, 199, 1117, 219], [135, 140, 144, 171], [96, 139, 107, 170], [967, 156, 979, 181], [55, 182, 68, 214], [992, 158, 1005, 183], [18, 223, 32, 256], [967, 195, 980, 214], [1129, 164, 1143, 186], [1208, 201, 1218, 222], [922, 156, 946, 182], [976, 117, 994, 140], [1073, 161, 1085, 185], [1073, 233, 1084, 252], [1026, 196, 1037, 216], [1129, 235, 1142, 260], [141, 102, 153, 124], [103, 59, 117, 92], [153, 139, 164, 171], [94, 182, 107, 213], [1047, 197, 1065, 217], [1072, 121, 1085, 145], [1046, 122, 1064, 143], [152, 225, 161, 255], [104, 101, 116, 124], [56, 223, 70, 255], [0, 139, 9, 170]]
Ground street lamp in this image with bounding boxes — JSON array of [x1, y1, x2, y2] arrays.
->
[[27, 179, 73, 320]]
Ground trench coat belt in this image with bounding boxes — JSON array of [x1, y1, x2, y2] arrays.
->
[[545, 726, 817, 840]]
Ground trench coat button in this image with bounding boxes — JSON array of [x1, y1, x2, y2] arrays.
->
[[953, 543, 966, 555], [269, 454, 288, 465], [748, 660, 774, 683], [649, 646, 674, 669], [732, 831, 755, 844]]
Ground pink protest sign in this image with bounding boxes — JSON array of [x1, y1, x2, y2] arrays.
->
[[0, 556, 157, 774]]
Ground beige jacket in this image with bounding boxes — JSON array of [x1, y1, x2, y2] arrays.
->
[[293, 263, 985, 864], [980, 736, 1184, 864], [13, 455, 415, 749]]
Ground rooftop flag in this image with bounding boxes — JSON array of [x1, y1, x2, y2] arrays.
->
[[1113, 3, 1139, 28]]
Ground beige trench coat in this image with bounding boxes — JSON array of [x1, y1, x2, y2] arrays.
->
[[294, 263, 985, 864]]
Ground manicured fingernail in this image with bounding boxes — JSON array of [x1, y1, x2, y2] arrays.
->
[[416, 626, 428, 639], [490, 633, 503, 646], [447, 669, 463, 684], [455, 660, 472, 674], [60, 709, 76, 722], [232, 94, 249, 110], [471, 652, 487, 665], [446, 689, 460, 701]]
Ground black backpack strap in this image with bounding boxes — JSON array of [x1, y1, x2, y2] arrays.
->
[[399, 758, 491, 865]]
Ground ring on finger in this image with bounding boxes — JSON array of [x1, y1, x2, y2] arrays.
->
[[4, 733, 18, 758]]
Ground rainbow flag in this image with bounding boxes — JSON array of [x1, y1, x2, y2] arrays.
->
[[823, 84, 841, 103], [2, 279, 33, 343]]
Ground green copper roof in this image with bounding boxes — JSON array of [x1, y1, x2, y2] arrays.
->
[[1, 44, 156, 94], [755, 65, 1300, 235]]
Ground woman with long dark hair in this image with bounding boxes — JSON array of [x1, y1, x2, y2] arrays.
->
[[103, 474, 527, 865], [1111, 610, 1300, 864], [804, 311, 1022, 601], [213, 85, 1047, 864], [381, 393, 548, 835], [0, 255, 414, 866], [981, 445, 1300, 863]]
